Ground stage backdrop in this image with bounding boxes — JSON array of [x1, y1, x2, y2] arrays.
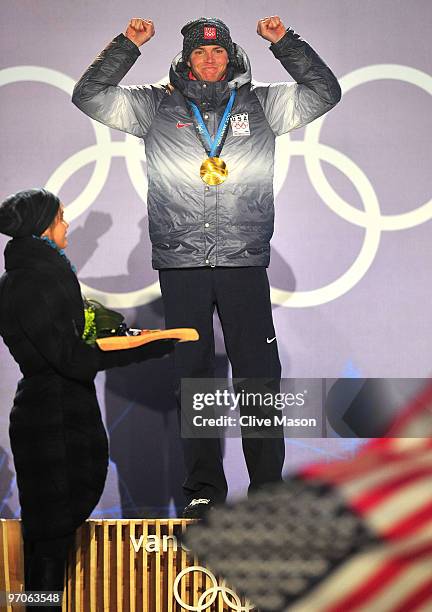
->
[[0, 0, 430, 518]]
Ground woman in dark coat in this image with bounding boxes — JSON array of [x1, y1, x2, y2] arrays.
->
[[0, 189, 174, 601]]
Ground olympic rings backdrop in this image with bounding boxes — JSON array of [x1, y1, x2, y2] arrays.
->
[[0, 0, 431, 518]]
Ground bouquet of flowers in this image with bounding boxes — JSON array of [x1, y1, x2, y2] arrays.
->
[[82, 298, 199, 351], [82, 298, 129, 345]]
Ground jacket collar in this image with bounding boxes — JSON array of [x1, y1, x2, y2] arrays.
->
[[169, 44, 251, 107], [4, 236, 76, 277]]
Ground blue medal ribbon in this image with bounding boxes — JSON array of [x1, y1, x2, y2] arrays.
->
[[188, 89, 237, 158]]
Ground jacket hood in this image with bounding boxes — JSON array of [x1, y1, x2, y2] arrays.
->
[[169, 43, 252, 99]]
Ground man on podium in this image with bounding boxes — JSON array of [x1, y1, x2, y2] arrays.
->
[[73, 16, 341, 517]]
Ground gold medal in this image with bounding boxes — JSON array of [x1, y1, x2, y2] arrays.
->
[[200, 157, 228, 185]]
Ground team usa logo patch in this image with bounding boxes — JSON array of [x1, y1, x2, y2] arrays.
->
[[230, 112, 250, 136], [203, 26, 217, 39]]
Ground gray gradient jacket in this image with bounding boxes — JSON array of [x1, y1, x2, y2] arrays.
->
[[72, 30, 341, 269]]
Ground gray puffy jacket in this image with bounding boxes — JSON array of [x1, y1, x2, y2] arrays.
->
[[72, 30, 341, 269]]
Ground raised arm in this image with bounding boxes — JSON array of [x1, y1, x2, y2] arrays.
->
[[72, 19, 165, 138], [254, 16, 342, 135]]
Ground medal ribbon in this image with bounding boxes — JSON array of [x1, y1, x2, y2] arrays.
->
[[188, 90, 237, 158]]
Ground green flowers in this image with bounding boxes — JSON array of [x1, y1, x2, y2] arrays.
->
[[83, 303, 98, 345], [82, 298, 126, 345]]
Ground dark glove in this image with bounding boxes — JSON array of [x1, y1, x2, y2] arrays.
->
[[136, 338, 177, 360], [98, 339, 176, 371]]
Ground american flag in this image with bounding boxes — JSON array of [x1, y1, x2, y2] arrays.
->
[[186, 380, 432, 611]]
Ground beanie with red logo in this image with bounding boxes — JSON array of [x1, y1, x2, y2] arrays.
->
[[181, 18, 236, 65]]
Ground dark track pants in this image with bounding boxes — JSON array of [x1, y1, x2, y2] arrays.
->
[[159, 267, 285, 504]]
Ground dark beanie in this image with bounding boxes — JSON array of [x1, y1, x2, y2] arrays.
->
[[0, 188, 60, 238], [181, 18, 236, 64]]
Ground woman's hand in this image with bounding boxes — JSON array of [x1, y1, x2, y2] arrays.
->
[[139, 339, 176, 360]]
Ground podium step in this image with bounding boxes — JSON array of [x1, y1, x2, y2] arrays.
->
[[0, 519, 253, 611]]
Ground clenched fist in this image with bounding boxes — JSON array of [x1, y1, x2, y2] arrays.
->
[[125, 18, 155, 47], [257, 16, 286, 44]]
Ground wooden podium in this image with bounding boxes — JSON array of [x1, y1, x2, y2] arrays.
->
[[0, 519, 252, 611]]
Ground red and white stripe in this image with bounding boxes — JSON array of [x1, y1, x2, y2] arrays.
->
[[290, 529, 432, 611], [293, 380, 432, 610]]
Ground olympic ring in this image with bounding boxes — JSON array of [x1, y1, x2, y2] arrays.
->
[[46, 138, 148, 222], [303, 65, 432, 231], [218, 581, 253, 610], [271, 63, 432, 307], [0, 66, 113, 221], [173, 566, 254, 611], [1, 64, 430, 308], [0, 66, 158, 308], [270, 140, 381, 307]]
